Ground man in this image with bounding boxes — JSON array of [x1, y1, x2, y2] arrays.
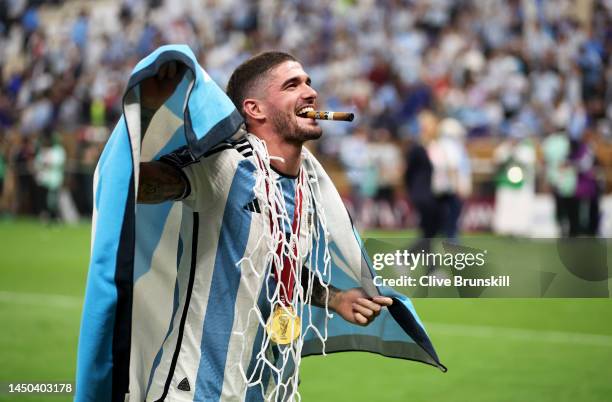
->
[[77, 46, 443, 402], [138, 52, 392, 399], [139, 52, 392, 319], [34, 132, 66, 222], [404, 110, 440, 252]]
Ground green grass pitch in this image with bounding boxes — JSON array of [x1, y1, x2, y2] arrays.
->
[[1, 220, 611, 401]]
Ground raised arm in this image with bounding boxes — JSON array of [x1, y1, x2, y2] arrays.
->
[[137, 61, 189, 204], [137, 161, 188, 204]]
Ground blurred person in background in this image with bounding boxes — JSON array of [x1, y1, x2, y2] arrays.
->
[[71, 9, 89, 53], [71, 134, 100, 216], [13, 135, 36, 215], [19, 89, 53, 136], [0, 0, 610, 228], [404, 110, 440, 252], [542, 129, 576, 237], [568, 126, 602, 236], [492, 124, 537, 237], [34, 131, 65, 222], [20, 3, 40, 50], [368, 127, 403, 229], [0, 133, 18, 215], [429, 117, 472, 241], [0, 143, 4, 202], [339, 125, 376, 225]]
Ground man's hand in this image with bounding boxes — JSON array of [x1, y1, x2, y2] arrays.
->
[[329, 288, 393, 326], [140, 61, 185, 110]]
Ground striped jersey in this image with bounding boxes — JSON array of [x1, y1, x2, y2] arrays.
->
[[139, 136, 304, 401]]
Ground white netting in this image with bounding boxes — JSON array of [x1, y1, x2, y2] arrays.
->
[[233, 134, 333, 401]]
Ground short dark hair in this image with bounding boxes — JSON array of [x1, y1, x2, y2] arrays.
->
[[226, 51, 297, 116]]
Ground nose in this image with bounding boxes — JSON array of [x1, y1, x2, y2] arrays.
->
[[302, 84, 317, 103]]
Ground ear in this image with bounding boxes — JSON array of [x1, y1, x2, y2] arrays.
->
[[242, 98, 266, 123]]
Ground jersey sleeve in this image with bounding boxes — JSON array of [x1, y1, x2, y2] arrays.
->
[[158, 145, 236, 211], [158, 146, 205, 209]]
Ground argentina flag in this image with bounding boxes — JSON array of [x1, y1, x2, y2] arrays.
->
[[76, 45, 445, 402]]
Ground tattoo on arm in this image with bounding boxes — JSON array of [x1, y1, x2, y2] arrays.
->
[[301, 266, 341, 310], [137, 161, 188, 204]]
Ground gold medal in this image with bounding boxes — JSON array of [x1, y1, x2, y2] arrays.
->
[[266, 305, 301, 345]]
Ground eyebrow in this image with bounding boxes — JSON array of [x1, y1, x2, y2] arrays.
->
[[280, 75, 312, 89]]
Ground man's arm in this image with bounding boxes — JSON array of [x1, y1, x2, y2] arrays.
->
[[304, 268, 342, 309], [137, 61, 189, 204], [138, 161, 188, 204], [301, 266, 393, 326], [137, 103, 188, 204]]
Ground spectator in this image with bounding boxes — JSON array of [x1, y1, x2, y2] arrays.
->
[[492, 125, 537, 236], [0, 0, 609, 229], [542, 129, 575, 237], [404, 110, 440, 251], [13, 136, 36, 215], [368, 128, 403, 228], [339, 125, 375, 223], [569, 127, 601, 236], [71, 9, 89, 51], [34, 132, 65, 221], [431, 117, 472, 241]]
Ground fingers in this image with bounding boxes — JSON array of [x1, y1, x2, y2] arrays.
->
[[352, 302, 377, 319], [355, 297, 382, 313], [352, 298, 383, 326], [350, 296, 394, 326], [157, 61, 179, 80], [372, 296, 394, 306], [141, 62, 186, 110], [158, 63, 168, 80], [354, 312, 369, 325], [167, 61, 177, 79]]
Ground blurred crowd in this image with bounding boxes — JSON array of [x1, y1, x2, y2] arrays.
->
[[0, 0, 610, 234]]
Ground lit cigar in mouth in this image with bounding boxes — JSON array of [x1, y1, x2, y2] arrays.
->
[[297, 110, 355, 122]]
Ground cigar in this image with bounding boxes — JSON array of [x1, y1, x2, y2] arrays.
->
[[299, 111, 354, 122]]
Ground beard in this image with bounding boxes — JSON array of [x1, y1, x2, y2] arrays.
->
[[270, 108, 322, 143]]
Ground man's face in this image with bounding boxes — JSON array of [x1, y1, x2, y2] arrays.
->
[[259, 61, 322, 142]]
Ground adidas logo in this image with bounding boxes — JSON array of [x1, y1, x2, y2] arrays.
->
[[244, 199, 261, 213], [177, 377, 191, 391]]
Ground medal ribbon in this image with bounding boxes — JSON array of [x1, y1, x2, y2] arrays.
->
[[276, 170, 303, 306], [255, 154, 304, 307]]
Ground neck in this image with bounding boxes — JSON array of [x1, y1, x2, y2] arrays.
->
[[253, 130, 303, 176]]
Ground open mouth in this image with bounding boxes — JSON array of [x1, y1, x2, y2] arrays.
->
[[295, 106, 315, 117]]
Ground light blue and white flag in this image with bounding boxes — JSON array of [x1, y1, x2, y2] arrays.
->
[[76, 44, 243, 402], [76, 45, 444, 402]]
